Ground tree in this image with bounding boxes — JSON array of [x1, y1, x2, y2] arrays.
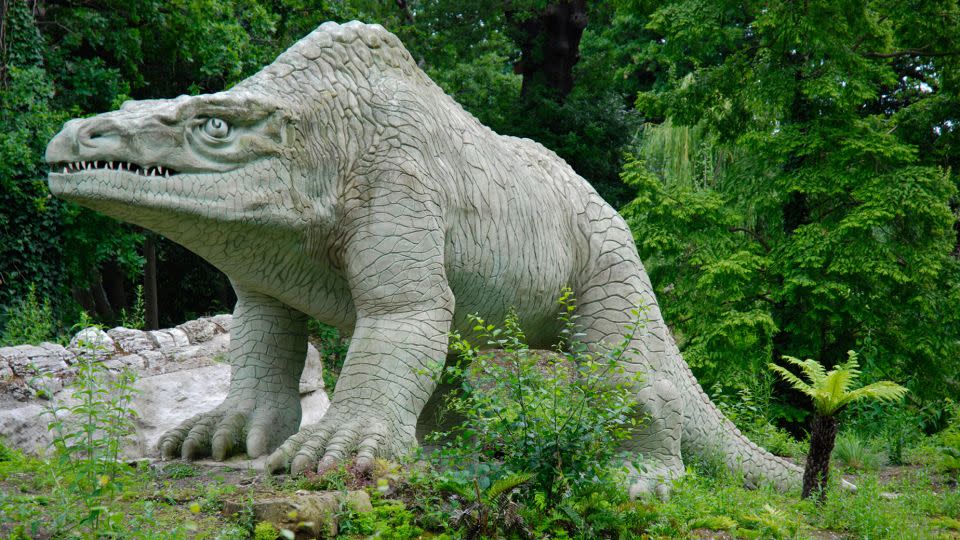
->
[[619, 0, 960, 421], [0, 0, 71, 329], [769, 351, 907, 500]]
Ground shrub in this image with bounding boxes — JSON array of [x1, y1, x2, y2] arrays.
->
[[253, 521, 278, 540], [938, 403, 960, 473], [2, 283, 55, 346], [431, 288, 643, 510]]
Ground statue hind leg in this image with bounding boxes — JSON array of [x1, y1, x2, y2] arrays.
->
[[574, 239, 687, 499]]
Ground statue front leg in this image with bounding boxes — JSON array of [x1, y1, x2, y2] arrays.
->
[[158, 288, 307, 460], [267, 172, 453, 474]]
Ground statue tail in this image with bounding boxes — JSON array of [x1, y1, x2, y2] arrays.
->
[[670, 345, 803, 490]]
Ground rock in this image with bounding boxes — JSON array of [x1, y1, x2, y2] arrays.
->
[[68, 327, 115, 357], [2, 343, 72, 377], [300, 390, 331, 428], [0, 401, 51, 452], [108, 328, 158, 354], [299, 344, 325, 394], [0, 314, 329, 459], [222, 490, 371, 538], [129, 363, 232, 457], [148, 328, 191, 354], [176, 317, 228, 344]]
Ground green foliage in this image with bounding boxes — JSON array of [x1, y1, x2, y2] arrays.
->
[[119, 284, 146, 330], [434, 289, 642, 509], [769, 351, 908, 416], [448, 472, 533, 538], [618, 0, 960, 418], [307, 319, 350, 394], [831, 433, 887, 472], [337, 498, 424, 539], [253, 520, 278, 540], [937, 404, 960, 473], [1, 283, 55, 346], [161, 463, 200, 480], [43, 344, 140, 536]]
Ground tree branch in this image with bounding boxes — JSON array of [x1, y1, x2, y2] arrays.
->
[[863, 49, 960, 59]]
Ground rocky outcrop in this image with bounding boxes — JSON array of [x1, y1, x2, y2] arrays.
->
[[0, 315, 329, 458]]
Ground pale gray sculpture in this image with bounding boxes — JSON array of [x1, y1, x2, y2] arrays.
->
[[45, 21, 801, 496]]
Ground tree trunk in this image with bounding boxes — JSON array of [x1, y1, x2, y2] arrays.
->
[[100, 259, 127, 313], [803, 413, 838, 501], [144, 234, 159, 330], [89, 274, 115, 323], [508, 1, 588, 102]]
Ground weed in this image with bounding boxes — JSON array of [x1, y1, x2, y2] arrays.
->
[[435, 288, 643, 509], [119, 284, 146, 330], [43, 340, 140, 536], [162, 462, 200, 479]]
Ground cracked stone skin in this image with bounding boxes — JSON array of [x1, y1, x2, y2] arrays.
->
[[45, 21, 801, 495]]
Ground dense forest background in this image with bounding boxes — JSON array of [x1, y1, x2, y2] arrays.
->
[[1, 0, 958, 437]]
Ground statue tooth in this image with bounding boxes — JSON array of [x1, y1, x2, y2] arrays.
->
[[158, 166, 164, 175], [62, 166, 68, 174]]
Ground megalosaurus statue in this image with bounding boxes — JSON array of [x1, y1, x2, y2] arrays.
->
[[45, 21, 801, 496]]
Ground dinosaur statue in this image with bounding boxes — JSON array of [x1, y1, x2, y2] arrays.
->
[[45, 21, 801, 497]]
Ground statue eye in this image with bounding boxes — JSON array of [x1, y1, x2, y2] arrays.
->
[[203, 117, 230, 138]]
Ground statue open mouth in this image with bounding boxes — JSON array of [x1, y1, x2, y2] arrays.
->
[[49, 160, 179, 177]]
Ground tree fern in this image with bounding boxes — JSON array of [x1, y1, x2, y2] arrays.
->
[[769, 350, 907, 500], [769, 351, 907, 416]]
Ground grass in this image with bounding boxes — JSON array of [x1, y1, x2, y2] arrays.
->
[[0, 439, 957, 538]]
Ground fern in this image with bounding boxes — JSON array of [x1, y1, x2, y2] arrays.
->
[[485, 472, 534, 502], [769, 351, 907, 415]]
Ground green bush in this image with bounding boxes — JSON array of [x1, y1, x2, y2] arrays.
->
[[253, 521, 278, 540], [2, 283, 55, 346], [938, 404, 960, 473], [432, 288, 643, 514]]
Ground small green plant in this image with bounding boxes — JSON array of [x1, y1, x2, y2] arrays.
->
[[43, 340, 139, 535], [831, 433, 886, 471], [449, 472, 533, 538], [769, 351, 907, 501], [162, 462, 200, 479], [433, 287, 643, 517], [119, 284, 146, 330], [253, 520, 278, 540], [2, 283, 55, 346]]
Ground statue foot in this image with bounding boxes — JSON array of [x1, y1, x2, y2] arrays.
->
[[266, 405, 412, 475], [157, 395, 300, 461], [627, 460, 685, 501]]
